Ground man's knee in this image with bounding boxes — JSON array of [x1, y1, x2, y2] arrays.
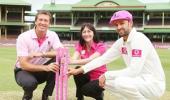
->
[[15, 71, 38, 91], [114, 77, 136, 91], [81, 87, 104, 99], [16, 77, 38, 92], [81, 81, 104, 97], [22, 80, 38, 91]]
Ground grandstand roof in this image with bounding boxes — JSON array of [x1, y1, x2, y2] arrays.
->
[[41, 0, 146, 12], [72, 0, 145, 11], [0, 0, 31, 10], [0, 0, 30, 6], [42, 4, 72, 12], [146, 3, 170, 11], [73, 0, 144, 6], [41, 0, 170, 12]]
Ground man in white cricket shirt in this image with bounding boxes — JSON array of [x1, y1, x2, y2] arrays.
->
[[68, 10, 166, 100]]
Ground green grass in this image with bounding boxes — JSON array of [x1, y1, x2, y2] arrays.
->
[[0, 47, 170, 100]]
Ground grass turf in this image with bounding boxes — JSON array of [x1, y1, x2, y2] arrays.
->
[[0, 47, 169, 100]]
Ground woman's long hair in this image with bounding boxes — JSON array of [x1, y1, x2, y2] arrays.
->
[[79, 23, 99, 47]]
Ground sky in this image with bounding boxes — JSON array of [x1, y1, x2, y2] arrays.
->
[[27, 0, 170, 12]]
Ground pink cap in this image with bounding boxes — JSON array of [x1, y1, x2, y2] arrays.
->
[[109, 10, 133, 25]]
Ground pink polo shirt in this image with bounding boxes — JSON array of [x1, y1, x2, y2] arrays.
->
[[16, 29, 63, 68], [75, 42, 107, 80]]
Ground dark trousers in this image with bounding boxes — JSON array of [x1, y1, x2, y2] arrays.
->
[[14, 59, 55, 96], [74, 71, 104, 100]]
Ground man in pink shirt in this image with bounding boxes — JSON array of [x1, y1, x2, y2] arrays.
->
[[15, 11, 63, 100]]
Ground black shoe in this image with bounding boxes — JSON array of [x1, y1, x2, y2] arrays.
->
[[77, 96, 84, 100], [22, 98, 32, 100], [22, 91, 32, 100], [42, 93, 49, 100], [95, 92, 104, 100]]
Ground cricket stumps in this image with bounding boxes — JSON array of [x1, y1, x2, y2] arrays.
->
[[55, 47, 70, 100]]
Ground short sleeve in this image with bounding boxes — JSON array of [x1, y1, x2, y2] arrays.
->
[[16, 35, 29, 57], [75, 43, 82, 53], [95, 42, 107, 55], [51, 32, 63, 50]]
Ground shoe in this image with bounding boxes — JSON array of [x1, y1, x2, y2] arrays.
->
[[22, 91, 32, 100], [42, 93, 49, 100], [77, 96, 84, 100], [95, 92, 104, 100], [22, 98, 32, 100]]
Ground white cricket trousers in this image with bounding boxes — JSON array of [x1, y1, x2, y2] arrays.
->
[[104, 76, 165, 100]]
